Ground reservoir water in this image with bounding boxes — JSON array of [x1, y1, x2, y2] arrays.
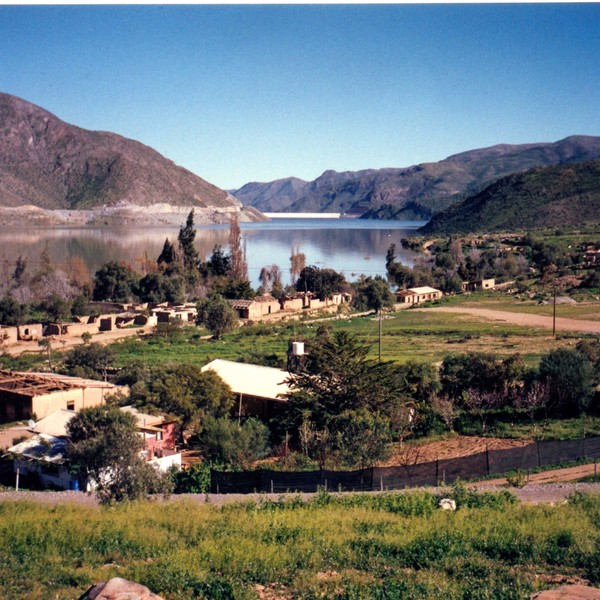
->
[[0, 218, 425, 287]]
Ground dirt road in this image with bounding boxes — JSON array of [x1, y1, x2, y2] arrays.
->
[[2, 327, 149, 357], [416, 306, 600, 335]]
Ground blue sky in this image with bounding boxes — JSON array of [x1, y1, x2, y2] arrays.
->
[[1, 4, 599, 189]]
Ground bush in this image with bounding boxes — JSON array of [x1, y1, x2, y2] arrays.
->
[[198, 417, 271, 470]]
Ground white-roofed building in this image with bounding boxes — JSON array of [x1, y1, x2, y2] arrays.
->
[[395, 286, 443, 305], [201, 359, 291, 420]]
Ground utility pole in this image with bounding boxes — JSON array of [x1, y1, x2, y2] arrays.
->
[[552, 282, 557, 338], [378, 309, 382, 362]]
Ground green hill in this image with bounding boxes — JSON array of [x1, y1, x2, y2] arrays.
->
[[419, 160, 600, 234]]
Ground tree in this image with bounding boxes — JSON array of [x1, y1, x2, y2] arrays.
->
[[12, 255, 27, 286], [352, 276, 395, 312], [333, 409, 393, 471], [38, 338, 54, 372], [0, 296, 28, 326], [66, 405, 172, 503], [39, 293, 71, 322], [463, 388, 502, 433], [62, 342, 115, 381], [290, 247, 306, 286], [130, 364, 234, 434], [93, 261, 139, 302], [281, 332, 406, 435], [203, 245, 231, 277], [385, 243, 397, 272], [138, 272, 185, 304], [157, 238, 179, 270], [440, 352, 522, 404], [196, 294, 238, 339], [539, 348, 595, 417], [295, 265, 348, 300], [198, 416, 271, 470], [228, 214, 248, 283], [178, 209, 200, 272]]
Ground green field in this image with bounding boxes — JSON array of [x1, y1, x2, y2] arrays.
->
[[1, 490, 599, 599], [105, 304, 587, 370]]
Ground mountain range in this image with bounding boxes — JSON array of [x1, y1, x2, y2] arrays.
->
[[0, 92, 262, 224], [232, 136, 600, 220], [419, 159, 600, 234]]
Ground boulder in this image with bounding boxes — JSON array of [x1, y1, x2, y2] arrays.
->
[[78, 577, 164, 600], [531, 585, 600, 599], [439, 498, 456, 511]]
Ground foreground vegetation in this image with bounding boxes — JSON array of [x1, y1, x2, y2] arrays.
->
[[1, 488, 600, 599]]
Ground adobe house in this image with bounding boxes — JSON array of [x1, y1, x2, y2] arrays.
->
[[152, 305, 197, 323], [279, 294, 305, 312], [0, 370, 120, 423], [228, 295, 281, 320], [46, 321, 100, 337], [0, 326, 18, 346], [395, 286, 443, 304], [201, 359, 291, 420], [462, 278, 496, 292], [17, 323, 43, 341], [134, 314, 158, 327]]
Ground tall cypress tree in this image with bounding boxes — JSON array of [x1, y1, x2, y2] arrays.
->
[[178, 209, 199, 271]]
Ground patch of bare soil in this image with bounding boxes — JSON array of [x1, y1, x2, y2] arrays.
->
[[418, 306, 600, 334], [381, 435, 532, 466], [2, 327, 149, 356]]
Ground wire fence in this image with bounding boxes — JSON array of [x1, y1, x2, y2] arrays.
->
[[211, 436, 600, 494]]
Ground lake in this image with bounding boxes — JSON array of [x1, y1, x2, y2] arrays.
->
[[0, 218, 425, 287]]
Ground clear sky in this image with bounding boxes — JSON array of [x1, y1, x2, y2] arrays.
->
[[1, 4, 599, 190]]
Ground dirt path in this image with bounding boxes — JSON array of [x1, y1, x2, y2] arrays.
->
[[416, 306, 600, 334], [2, 327, 149, 357], [473, 463, 600, 488]]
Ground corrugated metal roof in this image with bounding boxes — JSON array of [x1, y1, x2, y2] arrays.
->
[[201, 359, 290, 402], [8, 433, 68, 464]]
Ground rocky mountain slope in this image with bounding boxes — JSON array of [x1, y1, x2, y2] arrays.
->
[[232, 136, 600, 219], [0, 92, 263, 224], [419, 159, 600, 234]]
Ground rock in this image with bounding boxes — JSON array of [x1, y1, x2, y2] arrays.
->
[[531, 585, 600, 599], [439, 498, 456, 510], [78, 577, 164, 600]]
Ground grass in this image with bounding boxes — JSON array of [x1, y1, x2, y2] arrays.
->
[[487, 416, 600, 441], [108, 301, 584, 370], [1, 490, 600, 598]]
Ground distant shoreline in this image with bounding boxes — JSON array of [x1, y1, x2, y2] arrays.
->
[[264, 212, 342, 219]]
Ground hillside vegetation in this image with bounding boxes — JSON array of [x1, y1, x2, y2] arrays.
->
[[420, 160, 600, 234]]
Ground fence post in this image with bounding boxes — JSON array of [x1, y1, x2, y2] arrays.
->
[[485, 444, 490, 476], [380, 475, 383, 492], [536, 440, 541, 468], [436, 458, 439, 485], [271, 480, 274, 494]]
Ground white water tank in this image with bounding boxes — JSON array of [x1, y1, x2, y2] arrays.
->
[[291, 341, 305, 356]]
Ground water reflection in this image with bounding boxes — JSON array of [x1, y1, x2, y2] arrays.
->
[[0, 219, 424, 286]]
